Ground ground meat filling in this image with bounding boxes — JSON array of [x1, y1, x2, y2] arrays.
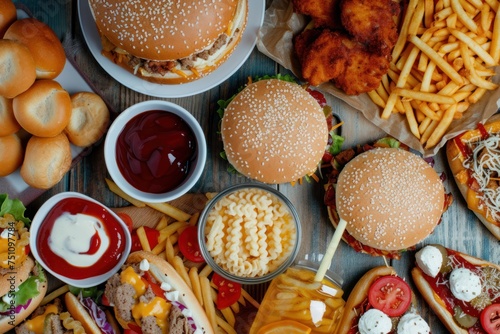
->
[[120, 33, 230, 75], [169, 305, 195, 334], [104, 272, 136, 323], [15, 299, 68, 334]]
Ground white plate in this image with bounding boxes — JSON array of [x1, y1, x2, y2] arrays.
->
[[1, 9, 94, 204], [78, 0, 265, 98]]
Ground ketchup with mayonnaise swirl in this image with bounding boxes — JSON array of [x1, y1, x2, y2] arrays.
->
[[116, 110, 197, 193], [36, 197, 126, 279]]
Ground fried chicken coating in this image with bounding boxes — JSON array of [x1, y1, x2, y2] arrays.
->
[[340, 0, 400, 57], [297, 30, 389, 95], [292, 0, 342, 29]]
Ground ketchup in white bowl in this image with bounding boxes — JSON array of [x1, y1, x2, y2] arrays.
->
[[104, 100, 207, 203], [30, 192, 131, 287]]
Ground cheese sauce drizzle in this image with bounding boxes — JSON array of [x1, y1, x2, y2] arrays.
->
[[463, 135, 500, 223]]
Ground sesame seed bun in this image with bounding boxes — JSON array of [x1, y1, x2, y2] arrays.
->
[[221, 79, 328, 184], [336, 148, 445, 251], [0, 39, 36, 99], [88, 0, 247, 84], [4, 18, 66, 79]]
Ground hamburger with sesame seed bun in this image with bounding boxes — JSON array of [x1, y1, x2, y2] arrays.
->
[[88, 0, 247, 84], [220, 78, 331, 184], [323, 143, 451, 259]]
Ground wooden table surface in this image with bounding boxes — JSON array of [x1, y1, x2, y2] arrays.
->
[[9, 1, 500, 333]]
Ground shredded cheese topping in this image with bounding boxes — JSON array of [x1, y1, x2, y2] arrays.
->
[[463, 135, 500, 223]]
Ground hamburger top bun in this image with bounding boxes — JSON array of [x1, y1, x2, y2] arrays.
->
[[13, 79, 72, 137], [336, 148, 445, 251], [0, 256, 48, 331], [0, 39, 36, 98], [221, 79, 328, 184], [65, 92, 110, 147], [0, 95, 21, 136], [20, 132, 72, 189], [4, 18, 66, 79], [0, 0, 16, 37], [0, 133, 23, 177], [88, 0, 240, 61]]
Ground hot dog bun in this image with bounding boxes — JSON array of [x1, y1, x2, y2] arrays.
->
[[446, 113, 500, 240], [115, 251, 214, 334], [65, 92, 110, 147], [20, 133, 72, 189], [0, 39, 36, 98], [0, 133, 23, 177], [336, 266, 396, 334], [64, 292, 109, 334], [4, 18, 66, 79], [13, 79, 72, 137]]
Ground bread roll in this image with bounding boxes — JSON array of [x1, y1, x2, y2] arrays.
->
[[13, 79, 71, 137], [20, 133, 71, 189], [0, 40, 36, 98], [0, 96, 21, 136], [65, 92, 110, 147], [0, 133, 23, 177], [4, 18, 66, 79], [0, 0, 16, 37]]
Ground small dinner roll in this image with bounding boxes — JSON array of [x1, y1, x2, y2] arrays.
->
[[4, 18, 66, 79], [65, 92, 110, 147], [0, 133, 23, 177], [13, 79, 72, 137], [0, 40, 36, 98], [20, 133, 71, 189], [0, 0, 16, 37], [0, 96, 21, 136]]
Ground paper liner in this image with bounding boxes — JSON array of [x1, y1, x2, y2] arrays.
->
[[256, 0, 500, 157]]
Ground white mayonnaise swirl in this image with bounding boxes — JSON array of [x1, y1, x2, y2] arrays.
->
[[397, 312, 430, 334], [415, 245, 443, 277], [449, 268, 482, 302], [49, 212, 110, 267], [358, 309, 392, 334]]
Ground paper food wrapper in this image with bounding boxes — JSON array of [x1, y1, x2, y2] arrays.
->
[[256, 0, 500, 157]]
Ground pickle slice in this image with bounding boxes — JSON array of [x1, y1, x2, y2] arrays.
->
[[453, 305, 478, 328]]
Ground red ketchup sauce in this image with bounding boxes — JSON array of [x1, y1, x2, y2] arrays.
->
[[36, 197, 126, 279], [116, 110, 197, 193]]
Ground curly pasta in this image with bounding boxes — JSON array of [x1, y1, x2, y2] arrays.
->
[[204, 188, 297, 278]]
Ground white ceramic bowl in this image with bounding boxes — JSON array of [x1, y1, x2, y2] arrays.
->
[[29, 192, 132, 288], [104, 100, 207, 203]]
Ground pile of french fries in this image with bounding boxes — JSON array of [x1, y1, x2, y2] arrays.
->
[[106, 179, 259, 334], [368, 0, 500, 149]]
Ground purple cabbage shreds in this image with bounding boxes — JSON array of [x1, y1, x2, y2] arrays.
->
[[440, 172, 447, 182], [0, 298, 31, 316], [172, 301, 197, 330], [424, 157, 435, 167], [80, 296, 116, 334]]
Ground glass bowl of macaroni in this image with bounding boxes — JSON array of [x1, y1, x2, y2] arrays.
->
[[197, 183, 302, 284]]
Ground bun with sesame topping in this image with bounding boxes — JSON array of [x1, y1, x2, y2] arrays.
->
[[220, 78, 329, 184], [335, 148, 445, 252], [88, 0, 247, 84]]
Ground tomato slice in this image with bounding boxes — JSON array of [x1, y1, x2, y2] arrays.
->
[[212, 272, 241, 309], [124, 330, 142, 334], [130, 226, 160, 252], [367, 275, 412, 317], [117, 212, 134, 233], [178, 226, 205, 263], [142, 271, 165, 298], [306, 88, 327, 107], [480, 303, 500, 334]]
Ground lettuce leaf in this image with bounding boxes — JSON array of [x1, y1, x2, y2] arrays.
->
[[0, 194, 30, 225]]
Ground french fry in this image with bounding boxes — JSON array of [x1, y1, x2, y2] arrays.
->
[[189, 211, 200, 226], [165, 237, 175, 264], [172, 255, 192, 289], [199, 264, 213, 277], [105, 178, 145, 208], [146, 202, 191, 222], [200, 276, 218, 331], [241, 288, 260, 309], [216, 315, 237, 334], [155, 216, 168, 230], [425, 104, 458, 148], [189, 267, 204, 305], [489, 5, 500, 62], [136, 226, 152, 252], [393, 87, 457, 104], [451, 0, 479, 32]]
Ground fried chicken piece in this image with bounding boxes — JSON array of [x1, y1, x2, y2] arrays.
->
[[340, 0, 400, 57], [299, 30, 389, 95], [292, 0, 342, 29], [293, 28, 322, 62]]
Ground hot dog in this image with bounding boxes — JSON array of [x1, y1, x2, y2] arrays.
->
[[336, 266, 430, 334], [412, 244, 500, 334], [446, 113, 500, 240], [104, 251, 214, 334]]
